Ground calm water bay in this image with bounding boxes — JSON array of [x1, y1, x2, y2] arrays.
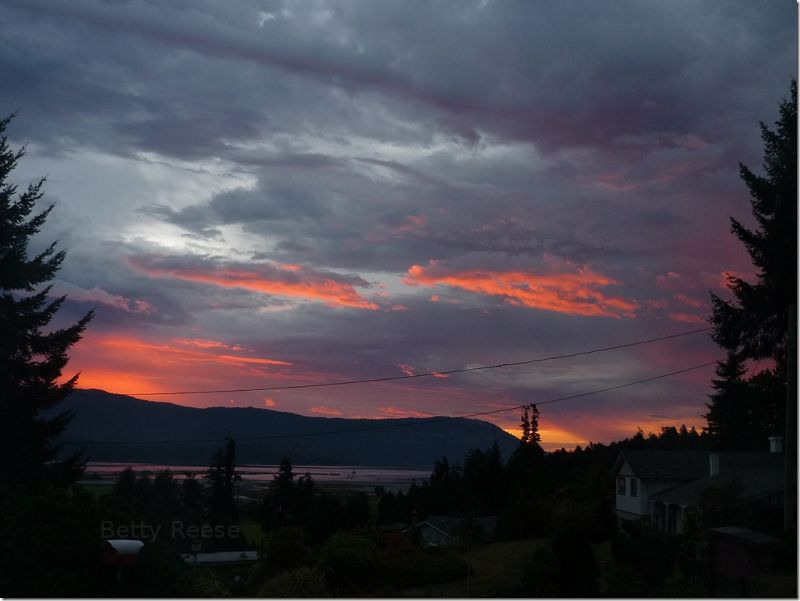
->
[[84, 461, 430, 490]]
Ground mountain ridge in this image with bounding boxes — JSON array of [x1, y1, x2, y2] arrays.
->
[[55, 389, 519, 469]]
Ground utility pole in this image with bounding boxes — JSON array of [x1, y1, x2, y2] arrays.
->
[[784, 304, 797, 533]]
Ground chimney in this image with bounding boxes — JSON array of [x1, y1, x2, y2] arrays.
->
[[768, 436, 784, 454], [709, 453, 720, 477]]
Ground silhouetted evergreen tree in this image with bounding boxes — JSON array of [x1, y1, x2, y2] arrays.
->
[[206, 438, 238, 525], [703, 352, 752, 449], [710, 81, 796, 374], [507, 404, 545, 489], [0, 115, 93, 488]]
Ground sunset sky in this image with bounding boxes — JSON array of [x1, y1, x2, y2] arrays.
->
[[3, 1, 796, 449]]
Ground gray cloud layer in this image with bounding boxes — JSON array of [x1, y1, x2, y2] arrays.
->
[[2, 0, 795, 442]]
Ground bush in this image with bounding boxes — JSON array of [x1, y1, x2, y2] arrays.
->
[[382, 546, 467, 589], [611, 526, 678, 588], [524, 546, 560, 597], [551, 503, 599, 596], [259, 567, 328, 598], [317, 532, 380, 595], [649, 574, 707, 598], [604, 565, 648, 597], [496, 489, 552, 540], [192, 568, 231, 598], [262, 527, 311, 575]]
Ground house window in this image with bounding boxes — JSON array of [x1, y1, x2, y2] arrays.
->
[[617, 477, 626, 495], [630, 478, 637, 497]]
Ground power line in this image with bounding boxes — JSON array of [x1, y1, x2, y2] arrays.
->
[[122, 327, 711, 397], [61, 360, 716, 446]]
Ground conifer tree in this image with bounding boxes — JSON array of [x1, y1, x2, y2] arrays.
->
[[710, 81, 797, 373], [206, 438, 238, 525], [0, 115, 93, 488], [703, 352, 751, 450]]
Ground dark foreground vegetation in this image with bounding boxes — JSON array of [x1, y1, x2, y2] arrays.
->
[[1, 421, 796, 597]]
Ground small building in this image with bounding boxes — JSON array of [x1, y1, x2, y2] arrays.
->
[[405, 515, 497, 547], [707, 526, 783, 597]]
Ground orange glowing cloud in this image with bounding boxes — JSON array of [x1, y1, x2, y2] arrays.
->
[[309, 406, 344, 416], [95, 335, 290, 368], [129, 255, 378, 310], [176, 338, 245, 351], [67, 332, 293, 398], [404, 260, 638, 318]]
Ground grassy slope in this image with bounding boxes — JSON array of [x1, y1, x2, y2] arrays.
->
[[394, 539, 548, 598]]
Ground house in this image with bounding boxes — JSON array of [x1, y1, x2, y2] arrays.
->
[[611, 449, 708, 525], [650, 451, 784, 533], [405, 515, 497, 547], [611, 439, 786, 534]]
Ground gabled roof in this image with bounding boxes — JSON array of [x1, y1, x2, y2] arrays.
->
[[717, 452, 783, 471], [407, 515, 498, 540], [611, 449, 709, 480], [652, 468, 784, 506], [424, 515, 461, 537]]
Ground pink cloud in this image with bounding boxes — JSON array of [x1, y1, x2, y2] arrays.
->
[[128, 255, 379, 310], [176, 338, 245, 351], [398, 363, 415, 377], [309, 406, 344, 417], [405, 260, 638, 318], [674, 293, 704, 309], [379, 406, 434, 418], [669, 312, 706, 324], [56, 283, 155, 315]]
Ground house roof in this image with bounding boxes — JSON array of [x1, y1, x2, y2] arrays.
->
[[612, 449, 709, 480], [652, 468, 784, 506], [419, 515, 460, 538], [716, 452, 783, 471], [408, 515, 498, 540]]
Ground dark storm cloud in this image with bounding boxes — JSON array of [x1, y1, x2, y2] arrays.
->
[[2, 0, 793, 160]]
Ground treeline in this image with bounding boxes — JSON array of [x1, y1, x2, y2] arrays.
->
[[369, 415, 712, 596], [260, 458, 371, 541], [377, 408, 708, 539]]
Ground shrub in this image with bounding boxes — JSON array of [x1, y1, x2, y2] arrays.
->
[[604, 565, 648, 597], [383, 546, 467, 588], [317, 532, 380, 595], [262, 527, 311, 575], [610, 525, 678, 588], [551, 503, 599, 596], [525, 546, 560, 597], [259, 567, 328, 598], [192, 569, 231, 598]]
